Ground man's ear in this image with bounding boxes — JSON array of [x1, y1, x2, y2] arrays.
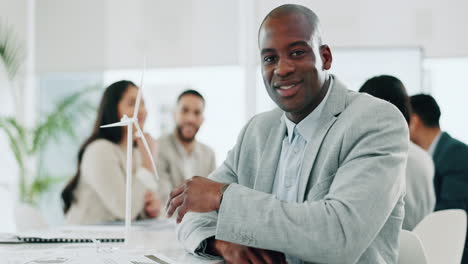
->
[[320, 44, 332, 70], [410, 114, 420, 127]]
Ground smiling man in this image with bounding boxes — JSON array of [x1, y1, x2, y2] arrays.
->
[[156, 90, 216, 204], [166, 4, 409, 263]]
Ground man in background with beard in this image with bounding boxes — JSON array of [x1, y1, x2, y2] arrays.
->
[[156, 90, 216, 205]]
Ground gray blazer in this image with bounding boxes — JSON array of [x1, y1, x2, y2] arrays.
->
[[156, 133, 216, 203], [176, 76, 409, 264]]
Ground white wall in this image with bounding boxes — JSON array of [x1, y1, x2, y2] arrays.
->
[[424, 58, 468, 143], [35, 0, 107, 72], [33, 0, 468, 74], [108, 0, 239, 68], [36, 0, 240, 73], [0, 0, 27, 40], [257, 0, 468, 58], [330, 48, 422, 93]]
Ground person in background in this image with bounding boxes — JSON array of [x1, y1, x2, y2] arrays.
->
[[156, 90, 216, 203], [359, 75, 435, 230], [62, 80, 162, 224], [166, 4, 409, 263], [410, 93, 468, 263]]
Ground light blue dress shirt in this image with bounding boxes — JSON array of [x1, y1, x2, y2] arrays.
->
[[272, 78, 333, 264]]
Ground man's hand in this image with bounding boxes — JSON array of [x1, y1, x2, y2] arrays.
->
[[165, 176, 226, 223], [144, 191, 162, 218], [208, 238, 287, 264]]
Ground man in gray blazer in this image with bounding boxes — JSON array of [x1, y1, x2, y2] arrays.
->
[[166, 4, 408, 264], [156, 90, 216, 203]]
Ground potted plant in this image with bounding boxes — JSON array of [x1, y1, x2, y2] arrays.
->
[[0, 22, 96, 205]]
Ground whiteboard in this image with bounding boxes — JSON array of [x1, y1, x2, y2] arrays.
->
[[330, 47, 423, 94]]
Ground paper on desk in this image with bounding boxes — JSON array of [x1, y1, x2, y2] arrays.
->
[[2, 224, 222, 264], [2, 244, 222, 264]]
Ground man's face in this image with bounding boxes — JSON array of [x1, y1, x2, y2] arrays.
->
[[175, 94, 204, 143], [259, 14, 332, 121]]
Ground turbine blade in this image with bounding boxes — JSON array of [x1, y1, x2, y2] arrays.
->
[[100, 120, 131, 128], [133, 57, 146, 118], [135, 122, 160, 182]]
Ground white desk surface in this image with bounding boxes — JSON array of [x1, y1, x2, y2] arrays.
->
[[0, 219, 222, 264]]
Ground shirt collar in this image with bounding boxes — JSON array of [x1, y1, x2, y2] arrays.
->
[[283, 116, 297, 144], [283, 77, 333, 143], [428, 131, 442, 157]]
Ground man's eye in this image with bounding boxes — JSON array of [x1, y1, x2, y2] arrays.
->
[[291, 50, 305, 57], [264, 56, 276, 63]]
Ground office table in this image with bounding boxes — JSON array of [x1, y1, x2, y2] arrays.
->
[[0, 219, 222, 264]]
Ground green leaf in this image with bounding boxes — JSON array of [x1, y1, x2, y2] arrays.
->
[[31, 85, 99, 154], [0, 117, 25, 169], [4, 117, 27, 150], [26, 172, 67, 204], [0, 22, 24, 81]]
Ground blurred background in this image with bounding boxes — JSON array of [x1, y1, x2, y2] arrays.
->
[[0, 0, 467, 230]]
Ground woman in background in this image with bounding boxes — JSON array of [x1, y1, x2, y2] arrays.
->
[[62, 80, 162, 224]]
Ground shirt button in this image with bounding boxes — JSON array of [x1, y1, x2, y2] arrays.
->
[[294, 147, 299, 153]]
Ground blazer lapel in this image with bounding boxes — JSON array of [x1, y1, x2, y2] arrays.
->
[[169, 133, 188, 184], [297, 76, 347, 201], [254, 117, 286, 193]]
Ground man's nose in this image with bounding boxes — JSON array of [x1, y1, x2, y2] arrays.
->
[[186, 112, 197, 123], [274, 58, 295, 77]]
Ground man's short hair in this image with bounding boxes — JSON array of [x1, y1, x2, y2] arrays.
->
[[410, 94, 441, 127], [177, 89, 205, 104], [359, 75, 411, 124], [258, 4, 323, 47]]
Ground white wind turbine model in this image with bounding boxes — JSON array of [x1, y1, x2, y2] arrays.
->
[[100, 61, 159, 244]]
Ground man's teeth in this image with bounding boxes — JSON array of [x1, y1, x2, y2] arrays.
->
[[279, 84, 295, 90]]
